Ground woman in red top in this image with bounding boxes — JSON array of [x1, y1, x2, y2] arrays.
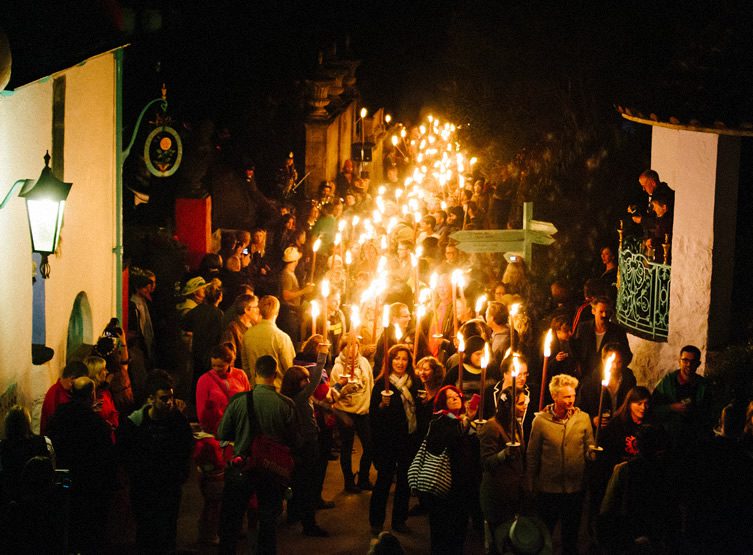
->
[[194, 342, 250, 545], [196, 343, 250, 435]]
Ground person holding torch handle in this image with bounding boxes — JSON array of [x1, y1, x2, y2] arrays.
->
[[369, 344, 420, 536], [330, 333, 374, 493]]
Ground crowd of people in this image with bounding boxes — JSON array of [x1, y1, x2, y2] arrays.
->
[[1, 116, 752, 555]]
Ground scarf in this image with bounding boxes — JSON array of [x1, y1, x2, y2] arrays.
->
[[390, 373, 417, 434]]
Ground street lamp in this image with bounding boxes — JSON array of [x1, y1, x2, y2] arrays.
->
[[0, 151, 72, 278]]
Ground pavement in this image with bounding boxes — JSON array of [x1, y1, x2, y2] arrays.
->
[[174, 439, 486, 554]]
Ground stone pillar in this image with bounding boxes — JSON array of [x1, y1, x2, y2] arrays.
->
[[627, 127, 740, 385], [175, 195, 212, 271], [305, 117, 341, 198]]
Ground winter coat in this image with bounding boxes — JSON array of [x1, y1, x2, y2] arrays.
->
[[526, 406, 593, 494]]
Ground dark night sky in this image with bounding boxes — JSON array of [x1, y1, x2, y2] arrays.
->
[[4, 1, 753, 150]]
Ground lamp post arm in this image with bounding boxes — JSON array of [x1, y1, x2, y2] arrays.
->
[[121, 97, 168, 164], [0, 179, 34, 209]]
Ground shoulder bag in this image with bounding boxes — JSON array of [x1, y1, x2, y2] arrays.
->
[[244, 389, 295, 486], [408, 422, 452, 498]]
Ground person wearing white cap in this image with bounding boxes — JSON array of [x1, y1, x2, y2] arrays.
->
[[279, 246, 314, 344]]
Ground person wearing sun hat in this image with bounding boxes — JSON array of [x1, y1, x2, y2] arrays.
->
[[176, 276, 209, 317], [279, 246, 315, 344], [493, 515, 552, 555]]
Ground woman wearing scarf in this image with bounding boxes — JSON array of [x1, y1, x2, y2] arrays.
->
[[424, 385, 478, 554], [478, 386, 530, 552], [369, 344, 420, 536]]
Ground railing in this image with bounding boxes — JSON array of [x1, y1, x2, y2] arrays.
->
[[616, 237, 671, 341]]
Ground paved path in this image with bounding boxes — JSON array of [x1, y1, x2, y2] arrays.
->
[[175, 439, 485, 554]]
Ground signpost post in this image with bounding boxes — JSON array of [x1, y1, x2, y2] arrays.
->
[[450, 202, 557, 269]]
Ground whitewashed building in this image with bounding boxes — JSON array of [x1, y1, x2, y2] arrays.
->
[[0, 48, 125, 428]]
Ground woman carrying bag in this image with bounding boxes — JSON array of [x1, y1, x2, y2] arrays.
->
[[420, 385, 478, 555]]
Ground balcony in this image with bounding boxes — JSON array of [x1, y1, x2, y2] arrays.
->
[[616, 237, 671, 341]]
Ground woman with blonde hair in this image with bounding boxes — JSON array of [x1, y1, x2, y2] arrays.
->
[[331, 332, 375, 493], [84, 355, 119, 435]]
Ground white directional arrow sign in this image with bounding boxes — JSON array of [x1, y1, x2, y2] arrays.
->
[[450, 202, 557, 269]]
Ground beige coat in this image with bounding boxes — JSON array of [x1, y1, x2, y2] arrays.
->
[[526, 407, 594, 494]]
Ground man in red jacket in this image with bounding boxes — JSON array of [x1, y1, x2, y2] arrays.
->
[[39, 360, 88, 434]]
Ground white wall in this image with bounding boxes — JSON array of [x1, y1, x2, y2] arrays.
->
[[0, 51, 119, 424], [628, 126, 739, 387]]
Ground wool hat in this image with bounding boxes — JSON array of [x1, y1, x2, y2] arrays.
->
[[282, 246, 302, 263], [464, 335, 487, 356]]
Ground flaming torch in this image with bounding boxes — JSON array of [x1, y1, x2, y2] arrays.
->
[[309, 236, 322, 282], [539, 329, 554, 411], [476, 343, 490, 426], [594, 353, 616, 449]]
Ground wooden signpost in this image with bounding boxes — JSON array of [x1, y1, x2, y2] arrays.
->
[[450, 202, 557, 269]]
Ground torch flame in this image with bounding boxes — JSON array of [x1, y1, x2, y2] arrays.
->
[[393, 323, 403, 342], [457, 332, 465, 353], [512, 354, 521, 377], [351, 305, 361, 330], [312, 237, 322, 252], [481, 343, 490, 369], [602, 353, 615, 387], [321, 279, 330, 298], [311, 300, 320, 319], [382, 305, 390, 328], [475, 294, 487, 315], [510, 303, 521, 317], [544, 329, 554, 358]]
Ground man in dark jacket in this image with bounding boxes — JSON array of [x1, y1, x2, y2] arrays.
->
[[573, 296, 631, 380], [47, 377, 116, 554], [118, 370, 193, 554]]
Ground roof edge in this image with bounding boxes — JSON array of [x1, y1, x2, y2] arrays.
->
[[619, 111, 753, 138], [13, 44, 131, 91]]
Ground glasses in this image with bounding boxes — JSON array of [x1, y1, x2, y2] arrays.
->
[[680, 358, 700, 365]]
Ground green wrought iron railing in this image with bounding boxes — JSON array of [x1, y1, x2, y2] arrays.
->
[[616, 237, 671, 341]]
